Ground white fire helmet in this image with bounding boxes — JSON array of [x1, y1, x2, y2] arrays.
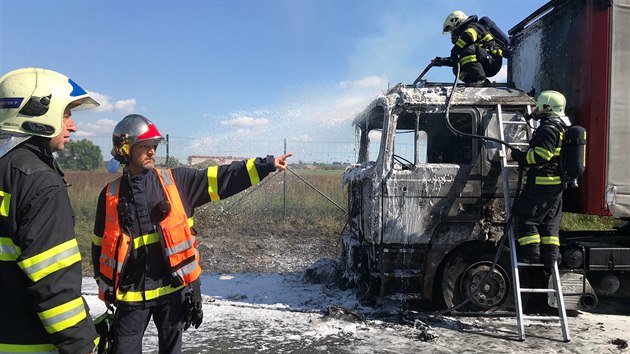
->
[[0, 68, 99, 138]]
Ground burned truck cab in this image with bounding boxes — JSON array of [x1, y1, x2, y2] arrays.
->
[[341, 82, 535, 311]]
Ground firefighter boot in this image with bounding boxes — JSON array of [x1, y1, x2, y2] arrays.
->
[[542, 244, 561, 269], [518, 243, 540, 264]]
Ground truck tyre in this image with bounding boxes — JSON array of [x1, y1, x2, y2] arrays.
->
[[440, 247, 520, 313]]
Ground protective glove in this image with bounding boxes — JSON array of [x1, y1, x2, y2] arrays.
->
[[184, 292, 204, 330], [433, 56, 455, 67]]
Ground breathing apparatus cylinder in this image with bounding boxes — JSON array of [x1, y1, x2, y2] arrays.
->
[[562, 125, 587, 184], [478, 16, 510, 49]]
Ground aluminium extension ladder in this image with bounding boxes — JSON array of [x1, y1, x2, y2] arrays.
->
[[496, 104, 571, 342]]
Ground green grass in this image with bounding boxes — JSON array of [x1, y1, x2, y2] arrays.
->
[[560, 212, 623, 231]]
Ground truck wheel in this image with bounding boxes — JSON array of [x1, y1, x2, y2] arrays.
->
[[440, 249, 515, 313]]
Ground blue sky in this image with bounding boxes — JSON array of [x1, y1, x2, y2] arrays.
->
[[0, 0, 547, 161]]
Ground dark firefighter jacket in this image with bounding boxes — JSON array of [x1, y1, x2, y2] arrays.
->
[[92, 156, 277, 308], [450, 16, 506, 62], [511, 119, 566, 186], [0, 139, 97, 354]]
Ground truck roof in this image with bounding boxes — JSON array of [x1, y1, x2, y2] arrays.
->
[[353, 82, 534, 127]]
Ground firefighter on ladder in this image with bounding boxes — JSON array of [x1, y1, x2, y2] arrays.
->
[[0, 68, 100, 353], [510, 90, 572, 269], [92, 114, 291, 353]]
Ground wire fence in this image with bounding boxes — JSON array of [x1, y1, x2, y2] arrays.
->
[[80, 135, 360, 165]]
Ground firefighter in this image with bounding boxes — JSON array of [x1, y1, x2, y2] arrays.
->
[[91, 114, 292, 354], [0, 68, 100, 353], [442, 10, 506, 85], [510, 90, 572, 268]]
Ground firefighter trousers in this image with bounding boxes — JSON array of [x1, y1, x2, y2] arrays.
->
[[111, 291, 186, 354], [513, 182, 564, 265]]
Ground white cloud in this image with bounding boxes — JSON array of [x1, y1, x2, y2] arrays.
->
[[75, 118, 117, 137], [89, 92, 113, 111], [89, 92, 137, 113], [114, 99, 137, 113], [220, 116, 270, 127]]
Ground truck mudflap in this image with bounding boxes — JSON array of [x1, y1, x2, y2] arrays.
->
[[548, 272, 598, 311]]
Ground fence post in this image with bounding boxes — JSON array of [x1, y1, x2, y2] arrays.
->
[[283, 138, 287, 218], [165, 134, 170, 165]]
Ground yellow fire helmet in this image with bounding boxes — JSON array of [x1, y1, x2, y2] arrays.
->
[[535, 90, 566, 117], [0, 68, 99, 138]]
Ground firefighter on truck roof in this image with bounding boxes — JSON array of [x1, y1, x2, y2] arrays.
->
[[442, 10, 507, 85]]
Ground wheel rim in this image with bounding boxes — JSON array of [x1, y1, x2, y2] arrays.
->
[[460, 261, 509, 310]]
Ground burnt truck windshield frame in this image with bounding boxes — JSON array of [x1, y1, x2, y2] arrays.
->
[[363, 110, 474, 167]]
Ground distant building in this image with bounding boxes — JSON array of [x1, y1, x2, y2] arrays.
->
[[187, 155, 247, 166]]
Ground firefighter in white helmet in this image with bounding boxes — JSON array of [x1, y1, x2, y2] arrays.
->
[[0, 68, 100, 353], [511, 90, 571, 268], [442, 10, 508, 85], [92, 114, 292, 353]]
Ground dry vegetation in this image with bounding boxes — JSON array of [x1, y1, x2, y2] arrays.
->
[[64, 168, 347, 276]]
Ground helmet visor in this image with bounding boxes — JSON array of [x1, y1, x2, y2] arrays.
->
[[68, 96, 100, 112], [137, 138, 164, 147], [443, 25, 453, 33]]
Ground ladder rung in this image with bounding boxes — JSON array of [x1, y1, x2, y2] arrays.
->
[[503, 121, 529, 125], [522, 315, 563, 321], [520, 288, 556, 294], [510, 142, 530, 146]]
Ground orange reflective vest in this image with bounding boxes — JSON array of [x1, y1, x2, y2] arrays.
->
[[98, 169, 202, 302]]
